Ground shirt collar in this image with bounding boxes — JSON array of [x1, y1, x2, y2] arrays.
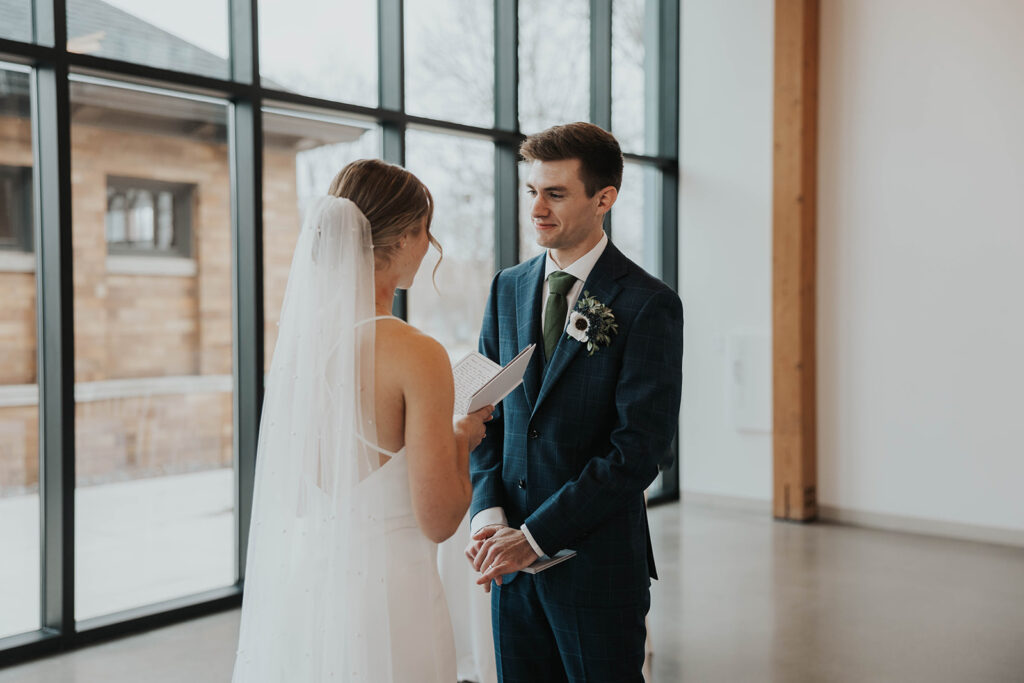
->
[[544, 231, 609, 284]]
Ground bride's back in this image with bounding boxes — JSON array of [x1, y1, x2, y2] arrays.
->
[[371, 317, 423, 459], [323, 159, 482, 544], [369, 316, 471, 543]]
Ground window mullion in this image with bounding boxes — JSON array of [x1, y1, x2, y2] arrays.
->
[[590, 0, 612, 237], [379, 0, 407, 318], [494, 0, 519, 270], [228, 0, 263, 581], [33, 0, 76, 636]]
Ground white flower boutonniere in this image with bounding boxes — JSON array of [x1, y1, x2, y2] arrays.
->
[[568, 291, 618, 355]]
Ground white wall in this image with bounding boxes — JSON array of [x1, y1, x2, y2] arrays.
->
[[678, 0, 1024, 538], [818, 0, 1024, 534], [678, 0, 775, 501]]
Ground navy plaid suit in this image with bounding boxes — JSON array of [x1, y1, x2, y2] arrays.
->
[[470, 241, 683, 682]]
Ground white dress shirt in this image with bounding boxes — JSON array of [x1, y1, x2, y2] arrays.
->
[[471, 232, 609, 558]]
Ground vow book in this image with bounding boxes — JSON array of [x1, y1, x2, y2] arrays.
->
[[452, 344, 535, 415], [521, 549, 577, 574]]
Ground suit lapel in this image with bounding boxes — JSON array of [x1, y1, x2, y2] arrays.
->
[[516, 256, 546, 412], [532, 242, 628, 418]]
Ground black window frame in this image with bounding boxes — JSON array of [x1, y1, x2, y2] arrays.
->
[[0, 0, 679, 665]]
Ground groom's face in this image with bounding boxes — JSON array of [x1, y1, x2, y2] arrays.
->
[[525, 159, 607, 253]]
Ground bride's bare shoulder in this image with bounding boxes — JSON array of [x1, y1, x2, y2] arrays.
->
[[376, 319, 451, 379]]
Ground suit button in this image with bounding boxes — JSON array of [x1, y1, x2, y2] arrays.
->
[[528, 429, 539, 439], [518, 479, 526, 489]]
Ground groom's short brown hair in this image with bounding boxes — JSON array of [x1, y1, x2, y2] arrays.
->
[[519, 122, 623, 197]]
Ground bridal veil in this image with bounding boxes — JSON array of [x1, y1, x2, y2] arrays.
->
[[232, 196, 387, 681]]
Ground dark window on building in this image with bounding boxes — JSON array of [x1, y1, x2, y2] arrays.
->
[[106, 176, 195, 257], [0, 165, 32, 252]]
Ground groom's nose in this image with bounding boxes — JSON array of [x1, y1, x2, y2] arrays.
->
[[531, 196, 549, 217]]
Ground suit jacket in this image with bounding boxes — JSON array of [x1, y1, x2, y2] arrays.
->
[[469, 240, 684, 607]]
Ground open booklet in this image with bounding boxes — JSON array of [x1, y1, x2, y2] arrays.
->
[[521, 549, 577, 574], [452, 344, 535, 415]]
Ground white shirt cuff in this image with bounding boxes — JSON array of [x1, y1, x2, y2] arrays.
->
[[520, 524, 545, 558], [471, 507, 508, 534]]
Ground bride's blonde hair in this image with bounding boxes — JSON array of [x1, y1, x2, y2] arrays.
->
[[327, 159, 442, 280]]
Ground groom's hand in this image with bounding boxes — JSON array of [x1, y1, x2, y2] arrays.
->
[[472, 527, 539, 589]]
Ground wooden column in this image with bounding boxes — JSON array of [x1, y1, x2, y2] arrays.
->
[[772, 0, 819, 521]]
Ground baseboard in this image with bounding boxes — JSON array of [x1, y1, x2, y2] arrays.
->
[[680, 490, 772, 515], [680, 490, 1024, 548], [817, 505, 1024, 549]]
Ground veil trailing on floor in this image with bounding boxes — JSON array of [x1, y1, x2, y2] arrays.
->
[[232, 196, 387, 681]]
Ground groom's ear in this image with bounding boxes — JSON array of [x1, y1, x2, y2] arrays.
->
[[595, 185, 618, 215]]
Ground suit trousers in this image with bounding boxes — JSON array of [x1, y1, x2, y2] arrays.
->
[[491, 572, 649, 683]]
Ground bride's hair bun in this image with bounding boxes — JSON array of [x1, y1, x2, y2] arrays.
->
[[327, 159, 442, 279]]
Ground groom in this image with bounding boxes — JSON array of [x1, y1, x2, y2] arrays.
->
[[466, 122, 683, 682]]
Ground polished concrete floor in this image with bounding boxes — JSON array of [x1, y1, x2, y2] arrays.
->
[[2, 498, 1023, 682]]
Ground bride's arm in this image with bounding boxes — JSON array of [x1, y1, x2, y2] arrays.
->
[[401, 334, 487, 543]]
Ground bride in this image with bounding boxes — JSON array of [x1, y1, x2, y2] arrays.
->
[[232, 159, 492, 682]]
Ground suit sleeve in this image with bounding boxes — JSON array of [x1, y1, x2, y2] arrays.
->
[[469, 271, 506, 519], [523, 287, 684, 554]]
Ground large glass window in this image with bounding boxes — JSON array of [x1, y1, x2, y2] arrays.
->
[[0, 0, 678, 655], [406, 128, 495, 360], [612, 0, 650, 154], [258, 0, 377, 106], [262, 107, 380, 371], [0, 0, 32, 43], [405, 0, 494, 128], [519, 0, 590, 133], [612, 161, 659, 275], [70, 78, 235, 621], [66, 0, 230, 79], [0, 64, 39, 640]]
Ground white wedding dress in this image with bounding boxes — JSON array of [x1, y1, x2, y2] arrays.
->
[[438, 513, 498, 683], [235, 436, 459, 682], [232, 197, 457, 682], [351, 441, 458, 683]]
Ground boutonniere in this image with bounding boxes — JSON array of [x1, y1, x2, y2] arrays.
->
[[566, 291, 618, 355]]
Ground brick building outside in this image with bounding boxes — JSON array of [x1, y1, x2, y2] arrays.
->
[[0, 0, 372, 496]]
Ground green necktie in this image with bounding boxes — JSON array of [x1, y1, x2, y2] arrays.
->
[[543, 271, 577, 360]]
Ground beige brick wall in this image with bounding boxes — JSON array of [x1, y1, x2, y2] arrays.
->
[[105, 274, 200, 377], [0, 117, 36, 387], [75, 392, 233, 486], [262, 148, 302, 371], [0, 115, 300, 494], [0, 273, 36, 385], [69, 123, 233, 381], [0, 406, 38, 492]]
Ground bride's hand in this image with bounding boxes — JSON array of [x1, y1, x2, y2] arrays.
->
[[465, 523, 504, 592], [454, 405, 494, 451]]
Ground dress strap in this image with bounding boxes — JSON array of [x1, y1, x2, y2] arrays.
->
[[355, 315, 401, 327], [355, 431, 402, 458]]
